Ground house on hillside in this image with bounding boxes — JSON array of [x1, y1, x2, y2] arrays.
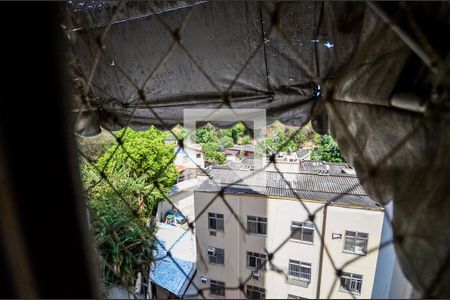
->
[[165, 138, 204, 184], [226, 144, 255, 159]]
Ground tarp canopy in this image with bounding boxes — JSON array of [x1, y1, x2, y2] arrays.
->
[[68, 1, 450, 297], [70, 1, 363, 134]]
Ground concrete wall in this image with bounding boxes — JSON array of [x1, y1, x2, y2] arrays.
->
[[264, 197, 325, 299], [106, 286, 133, 299], [158, 183, 196, 223], [194, 192, 244, 298], [320, 206, 384, 299]]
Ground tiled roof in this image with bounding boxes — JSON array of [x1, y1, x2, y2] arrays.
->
[[150, 223, 197, 296], [228, 144, 255, 152], [224, 149, 240, 156], [297, 149, 311, 159], [196, 168, 382, 209], [299, 160, 354, 175]]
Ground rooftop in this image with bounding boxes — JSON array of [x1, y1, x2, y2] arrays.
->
[[150, 223, 197, 297], [300, 160, 355, 175], [196, 167, 382, 209], [228, 144, 255, 152], [297, 149, 311, 159]]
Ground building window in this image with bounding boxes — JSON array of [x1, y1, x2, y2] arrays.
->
[[247, 251, 267, 270], [290, 222, 314, 243], [247, 216, 267, 235], [247, 285, 265, 299], [288, 260, 311, 282], [344, 231, 368, 254], [196, 153, 201, 158], [339, 272, 363, 295], [208, 213, 224, 232], [210, 280, 225, 296], [208, 247, 225, 265]]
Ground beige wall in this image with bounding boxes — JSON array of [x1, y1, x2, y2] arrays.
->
[[194, 192, 244, 299], [320, 206, 384, 299], [193, 191, 384, 299], [159, 189, 195, 223], [264, 197, 325, 299]]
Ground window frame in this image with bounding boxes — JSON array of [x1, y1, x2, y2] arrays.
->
[[247, 284, 265, 299], [247, 251, 267, 270], [210, 279, 225, 296], [208, 246, 225, 266], [343, 231, 368, 255], [208, 212, 224, 232], [339, 272, 363, 295], [290, 221, 314, 244], [247, 215, 267, 236], [288, 260, 311, 282]]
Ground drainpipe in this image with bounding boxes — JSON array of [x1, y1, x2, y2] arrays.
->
[[316, 203, 328, 299]]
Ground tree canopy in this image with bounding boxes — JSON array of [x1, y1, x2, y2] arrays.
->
[[190, 122, 253, 164], [310, 133, 346, 163], [80, 126, 178, 290]]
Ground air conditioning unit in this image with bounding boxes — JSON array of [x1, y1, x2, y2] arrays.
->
[[201, 276, 208, 284], [252, 271, 261, 280], [207, 246, 216, 256]]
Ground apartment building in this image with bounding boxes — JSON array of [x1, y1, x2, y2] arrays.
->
[[193, 166, 387, 299]]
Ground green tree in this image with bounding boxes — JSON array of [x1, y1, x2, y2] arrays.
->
[[204, 150, 226, 164], [240, 135, 252, 145], [195, 123, 217, 144], [311, 133, 345, 163], [219, 128, 233, 139], [219, 135, 234, 149], [287, 128, 307, 145], [171, 124, 188, 140], [202, 142, 226, 164], [231, 122, 247, 143], [280, 138, 299, 153], [81, 126, 178, 290], [97, 127, 178, 190]]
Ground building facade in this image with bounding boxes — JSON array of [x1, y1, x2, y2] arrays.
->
[[192, 167, 386, 299]]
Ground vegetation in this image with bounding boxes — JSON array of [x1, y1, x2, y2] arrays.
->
[[170, 121, 344, 164], [77, 123, 343, 293], [76, 129, 116, 161], [189, 122, 252, 164], [219, 135, 234, 149], [310, 133, 346, 163], [79, 127, 178, 290], [171, 124, 188, 140], [265, 121, 321, 154]]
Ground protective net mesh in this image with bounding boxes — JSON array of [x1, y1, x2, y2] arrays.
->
[[64, 1, 449, 298]]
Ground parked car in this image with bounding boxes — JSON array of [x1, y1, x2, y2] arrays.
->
[[164, 209, 188, 225]]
